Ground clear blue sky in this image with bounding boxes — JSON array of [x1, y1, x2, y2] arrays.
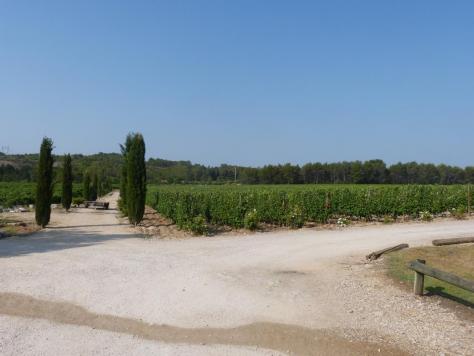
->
[[0, 1, 473, 167]]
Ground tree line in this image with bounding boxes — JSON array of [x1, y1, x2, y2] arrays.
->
[[238, 160, 474, 185], [151, 160, 474, 185], [3, 150, 473, 185]]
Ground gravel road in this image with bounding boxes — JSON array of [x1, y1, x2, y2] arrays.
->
[[0, 192, 473, 355]]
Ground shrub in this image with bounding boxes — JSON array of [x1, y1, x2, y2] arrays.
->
[[419, 211, 433, 222], [72, 197, 84, 205], [286, 205, 304, 228], [187, 215, 208, 235], [336, 217, 350, 227], [451, 206, 466, 220], [244, 209, 259, 230]]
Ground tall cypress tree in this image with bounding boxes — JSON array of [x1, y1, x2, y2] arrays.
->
[[83, 172, 91, 201], [97, 170, 104, 197], [61, 154, 73, 211], [119, 134, 133, 215], [90, 172, 98, 200], [35, 137, 54, 227], [127, 133, 146, 225]]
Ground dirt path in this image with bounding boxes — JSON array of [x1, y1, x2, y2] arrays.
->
[[0, 192, 473, 355]]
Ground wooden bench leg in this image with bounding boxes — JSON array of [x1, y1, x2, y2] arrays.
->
[[414, 259, 426, 296]]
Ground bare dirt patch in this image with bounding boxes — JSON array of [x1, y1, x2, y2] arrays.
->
[[132, 206, 193, 239], [0, 212, 39, 238]]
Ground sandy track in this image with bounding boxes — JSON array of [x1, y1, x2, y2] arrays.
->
[[0, 192, 473, 355]]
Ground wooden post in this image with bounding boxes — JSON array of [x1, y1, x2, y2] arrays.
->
[[432, 236, 474, 246], [414, 259, 426, 296], [366, 243, 409, 261]]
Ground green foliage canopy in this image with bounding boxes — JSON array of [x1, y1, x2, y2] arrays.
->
[[35, 138, 54, 227]]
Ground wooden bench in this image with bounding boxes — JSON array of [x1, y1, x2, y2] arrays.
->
[[84, 201, 109, 210]]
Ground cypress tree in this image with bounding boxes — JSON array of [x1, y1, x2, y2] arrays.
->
[[35, 137, 54, 227], [126, 133, 146, 225], [83, 172, 91, 201], [90, 172, 98, 200], [119, 134, 133, 215], [97, 171, 104, 197], [61, 154, 73, 211]]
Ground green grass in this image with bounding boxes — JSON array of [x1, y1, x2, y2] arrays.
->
[[387, 245, 474, 307]]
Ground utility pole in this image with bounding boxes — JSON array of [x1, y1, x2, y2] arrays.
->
[[234, 166, 237, 183]]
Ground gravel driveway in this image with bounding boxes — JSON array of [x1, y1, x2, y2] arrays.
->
[[0, 192, 473, 355]]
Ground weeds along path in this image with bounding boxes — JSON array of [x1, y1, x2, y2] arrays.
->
[[0, 192, 473, 355]]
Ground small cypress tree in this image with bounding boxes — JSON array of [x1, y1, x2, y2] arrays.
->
[[107, 176, 112, 193], [127, 133, 146, 225], [90, 172, 98, 200], [97, 171, 104, 197], [119, 134, 133, 215], [35, 137, 54, 227], [61, 154, 73, 211], [83, 172, 91, 201]]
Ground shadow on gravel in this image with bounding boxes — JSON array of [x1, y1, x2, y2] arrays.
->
[[426, 286, 474, 309], [0, 229, 138, 258], [0, 292, 406, 356]]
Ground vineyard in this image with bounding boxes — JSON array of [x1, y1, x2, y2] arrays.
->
[[0, 182, 82, 208], [148, 184, 473, 231]]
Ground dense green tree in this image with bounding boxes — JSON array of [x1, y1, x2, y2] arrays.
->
[[83, 172, 91, 201], [465, 167, 474, 184], [90, 172, 98, 200], [1, 150, 474, 185], [282, 163, 302, 184], [119, 134, 133, 215], [126, 133, 147, 225], [35, 138, 54, 227], [61, 154, 73, 211], [241, 167, 260, 184], [96, 170, 106, 196]]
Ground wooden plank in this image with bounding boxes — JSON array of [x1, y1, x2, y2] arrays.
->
[[408, 260, 474, 293], [432, 237, 474, 246], [366, 243, 409, 261]]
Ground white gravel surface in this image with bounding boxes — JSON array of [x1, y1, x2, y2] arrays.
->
[[0, 192, 473, 355]]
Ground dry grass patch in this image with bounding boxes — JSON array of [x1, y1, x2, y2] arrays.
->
[[0, 213, 39, 238]]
